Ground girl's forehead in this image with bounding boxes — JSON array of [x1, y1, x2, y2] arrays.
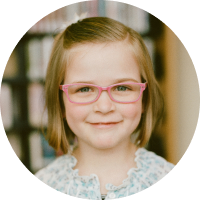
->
[[68, 41, 137, 66], [64, 41, 143, 85]]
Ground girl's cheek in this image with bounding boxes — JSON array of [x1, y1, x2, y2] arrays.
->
[[120, 103, 142, 118], [65, 104, 89, 120]]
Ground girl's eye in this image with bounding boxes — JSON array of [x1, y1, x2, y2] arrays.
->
[[116, 86, 129, 91], [78, 87, 91, 92]]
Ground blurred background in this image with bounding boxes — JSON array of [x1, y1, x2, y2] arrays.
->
[[0, 0, 199, 174]]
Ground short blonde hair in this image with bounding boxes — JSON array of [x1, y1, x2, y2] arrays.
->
[[44, 17, 164, 154]]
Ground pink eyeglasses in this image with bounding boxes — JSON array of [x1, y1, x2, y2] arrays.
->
[[59, 82, 147, 104]]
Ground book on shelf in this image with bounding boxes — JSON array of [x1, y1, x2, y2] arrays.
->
[[127, 5, 149, 34], [88, 0, 98, 17], [105, 1, 118, 20], [27, 38, 42, 80], [29, 131, 56, 173], [28, 83, 47, 128], [79, 1, 90, 15], [41, 36, 54, 78], [0, 83, 13, 130], [27, 36, 53, 81], [98, 0, 106, 16], [115, 2, 129, 27]]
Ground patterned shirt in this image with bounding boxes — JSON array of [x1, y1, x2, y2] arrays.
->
[[35, 148, 174, 199]]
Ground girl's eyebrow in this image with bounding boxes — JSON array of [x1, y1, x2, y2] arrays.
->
[[72, 78, 140, 84]]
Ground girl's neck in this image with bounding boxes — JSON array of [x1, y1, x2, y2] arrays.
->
[[72, 140, 138, 178]]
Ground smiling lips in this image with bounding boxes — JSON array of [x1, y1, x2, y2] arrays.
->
[[91, 122, 119, 125], [89, 122, 120, 128]]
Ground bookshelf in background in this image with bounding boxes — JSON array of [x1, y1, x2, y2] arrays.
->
[[1, 1, 165, 173]]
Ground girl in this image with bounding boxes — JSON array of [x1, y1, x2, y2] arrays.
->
[[35, 17, 174, 199]]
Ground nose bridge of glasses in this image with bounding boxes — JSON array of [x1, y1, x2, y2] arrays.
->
[[101, 86, 109, 91], [97, 86, 112, 100]]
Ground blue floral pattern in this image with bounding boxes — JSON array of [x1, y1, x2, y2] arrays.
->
[[35, 148, 174, 199]]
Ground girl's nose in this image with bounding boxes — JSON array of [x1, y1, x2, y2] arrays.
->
[[93, 91, 116, 114]]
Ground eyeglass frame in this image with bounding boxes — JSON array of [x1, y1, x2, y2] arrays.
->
[[59, 82, 147, 104]]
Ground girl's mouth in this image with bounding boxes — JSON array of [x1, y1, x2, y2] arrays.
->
[[89, 122, 120, 129]]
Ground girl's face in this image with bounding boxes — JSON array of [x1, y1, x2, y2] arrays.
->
[[63, 41, 143, 150]]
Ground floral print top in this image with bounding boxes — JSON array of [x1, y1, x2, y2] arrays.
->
[[35, 148, 174, 199]]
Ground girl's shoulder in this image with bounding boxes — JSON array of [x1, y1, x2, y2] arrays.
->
[[132, 148, 174, 178], [35, 154, 77, 184]]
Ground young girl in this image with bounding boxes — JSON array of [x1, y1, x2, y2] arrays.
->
[[35, 17, 174, 199]]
